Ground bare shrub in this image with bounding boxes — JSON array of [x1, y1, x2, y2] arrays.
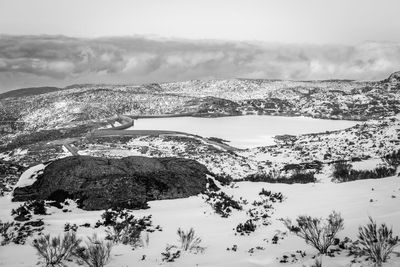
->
[[303, 257, 322, 267], [98, 210, 152, 248], [310, 257, 322, 267], [177, 228, 205, 253], [32, 231, 81, 267], [74, 234, 113, 267], [0, 220, 13, 245], [284, 211, 344, 254], [1, 220, 43, 245], [203, 191, 242, 217], [161, 245, 181, 262], [105, 217, 149, 248], [357, 217, 399, 266]]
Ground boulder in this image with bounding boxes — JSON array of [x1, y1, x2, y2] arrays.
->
[[13, 156, 210, 210]]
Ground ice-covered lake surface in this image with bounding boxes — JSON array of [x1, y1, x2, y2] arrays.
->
[[129, 115, 359, 148]]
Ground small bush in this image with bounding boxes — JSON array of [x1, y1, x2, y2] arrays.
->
[[177, 228, 205, 253], [259, 188, 284, 202], [97, 210, 153, 248], [283, 211, 344, 254], [11, 200, 48, 222], [332, 162, 352, 180], [74, 234, 113, 267], [213, 174, 233, 186], [308, 257, 322, 267], [32, 231, 81, 267], [109, 217, 152, 248], [204, 191, 242, 218], [64, 223, 78, 232], [11, 204, 32, 221], [236, 219, 257, 235], [161, 245, 181, 262], [29, 200, 47, 215], [95, 209, 120, 227], [357, 217, 399, 266], [106, 222, 143, 247]]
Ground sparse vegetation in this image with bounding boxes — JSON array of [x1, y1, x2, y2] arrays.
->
[[356, 217, 399, 266], [11, 200, 48, 222], [332, 162, 396, 182], [177, 227, 205, 253], [32, 231, 81, 267], [283, 211, 344, 254], [1, 219, 43, 245], [212, 174, 233, 186], [278, 250, 306, 264], [161, 245, 181, 262], [74, 234, 113, 267], [0, 102, 23, 132], [204, 191, 242, 217], [64, 223, 78, 232], [259, 188, 284, 202], [236, 219, 257, 235], [0, 220, 13, 245], [4, 72, 400, 266], [161, 227, 204, 262], [382, 149, 400, 167], [96, 209, 155, 248], [308, 257, 322, 267], [11, 203, 32, 221], [29, 200, 48, 215]]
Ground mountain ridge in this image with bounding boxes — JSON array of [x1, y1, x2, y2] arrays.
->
[[1, 71, 398, 101]]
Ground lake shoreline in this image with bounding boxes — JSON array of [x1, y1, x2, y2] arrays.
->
[[128, 115, 359, 149]]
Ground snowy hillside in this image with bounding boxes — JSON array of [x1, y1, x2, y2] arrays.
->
[[1, 72, 400, 267]]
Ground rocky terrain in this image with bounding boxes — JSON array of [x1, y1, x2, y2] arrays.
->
[[1, 73, 400, 187], [1, 72, 400, 267], [13, 156, 211, 210]]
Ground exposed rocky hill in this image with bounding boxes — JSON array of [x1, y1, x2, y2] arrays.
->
[[13, 156, 211, 210]]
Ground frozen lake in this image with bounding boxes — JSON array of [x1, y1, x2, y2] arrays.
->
[[129, 115, 359, 148]]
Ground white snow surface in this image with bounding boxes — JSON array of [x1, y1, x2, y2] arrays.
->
[[14, 163, 47, 188], [129, 115, 358, 148], [1, 177, 400, 267], [352, 158, 385, 171]]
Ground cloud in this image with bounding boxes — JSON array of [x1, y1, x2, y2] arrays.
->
[[0, 35, 400, 91]]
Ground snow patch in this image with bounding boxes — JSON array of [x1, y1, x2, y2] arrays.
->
[[352, 158, 384, 171], [15, 163, 48, 188]]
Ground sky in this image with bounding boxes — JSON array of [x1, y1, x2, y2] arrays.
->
[[0, 0, 400, 91]]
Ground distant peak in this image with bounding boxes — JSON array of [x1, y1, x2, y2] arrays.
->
[[388, 71, 400, 80], [383, 71, 400, 90]]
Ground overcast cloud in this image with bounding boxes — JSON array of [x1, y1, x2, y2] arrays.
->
[[0, 35, 400, 92]]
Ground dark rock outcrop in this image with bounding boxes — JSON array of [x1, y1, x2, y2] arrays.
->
[[13, 156, 210, 210]]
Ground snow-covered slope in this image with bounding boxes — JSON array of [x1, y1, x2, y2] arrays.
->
[[1, 176, 399, 267]]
